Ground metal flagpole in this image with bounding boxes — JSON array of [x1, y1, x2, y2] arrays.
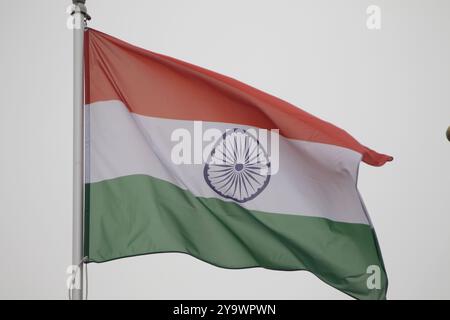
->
[[71, 0, 89, 300]]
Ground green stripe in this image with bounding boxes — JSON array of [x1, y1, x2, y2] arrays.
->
[[85, 174, 387, 299]]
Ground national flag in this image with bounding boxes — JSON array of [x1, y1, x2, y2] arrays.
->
[[83, 28, 392, 299]]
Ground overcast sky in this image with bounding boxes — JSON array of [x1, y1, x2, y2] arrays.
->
[[0, 0, 449, 299]]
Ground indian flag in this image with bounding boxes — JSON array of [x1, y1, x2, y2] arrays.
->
[[83, 28, 392, 300]]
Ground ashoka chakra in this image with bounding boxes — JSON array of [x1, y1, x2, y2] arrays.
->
[[204, 128, 271, 203]]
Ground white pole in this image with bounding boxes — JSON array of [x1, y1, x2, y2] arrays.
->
[[71, 0, 89, 300]]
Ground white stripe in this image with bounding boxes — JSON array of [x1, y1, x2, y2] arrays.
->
[[86, 100, 368, 225]]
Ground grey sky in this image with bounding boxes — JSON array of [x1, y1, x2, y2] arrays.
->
[[0, 0, 449, 299]]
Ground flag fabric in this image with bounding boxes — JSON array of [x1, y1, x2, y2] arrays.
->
[[83, 28, 392, 299]]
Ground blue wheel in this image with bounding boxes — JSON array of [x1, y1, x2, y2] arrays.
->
[[204, 128, 271, 203]]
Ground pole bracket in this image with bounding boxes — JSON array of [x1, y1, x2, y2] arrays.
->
[[71, 0, 91, 21]]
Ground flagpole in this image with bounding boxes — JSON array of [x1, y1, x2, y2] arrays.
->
[[71, 0, 89, 300]]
